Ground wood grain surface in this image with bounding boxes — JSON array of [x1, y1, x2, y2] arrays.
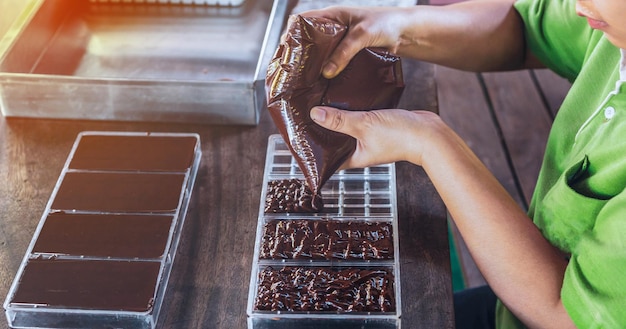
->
[[0, 2, 451, 328], [437, 65, 571, 288]]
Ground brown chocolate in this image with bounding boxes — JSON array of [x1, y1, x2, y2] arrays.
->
[[266, 15, 404, 198], [10, 259, 160, 312], [254, 266, 395, 313], [51, 172, 185, 213], [6, 132, 201, 323], [33, 212, 174, 259], [69, 134, 198, 172], [264, 178, 323, 213], [260, 219, 394, 260]]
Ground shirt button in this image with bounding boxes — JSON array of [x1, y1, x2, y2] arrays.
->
[[604, 106, 616, 120]]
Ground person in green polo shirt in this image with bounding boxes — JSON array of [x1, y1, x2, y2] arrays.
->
[[302, 0, 626, 328]]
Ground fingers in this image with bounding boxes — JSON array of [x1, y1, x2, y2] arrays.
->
[[310, 106, 354, 135], [310, 106, 360, 170], [310, 106, 401, 170], [310, 107, 435, 169], [299, 7, 369, 79], [298, 6, 343, 20], [322, 39, 364, 79]]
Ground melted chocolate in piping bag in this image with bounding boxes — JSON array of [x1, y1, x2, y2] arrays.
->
[[266, 15, 404, 207]]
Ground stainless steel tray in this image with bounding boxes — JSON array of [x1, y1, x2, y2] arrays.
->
[[0, 0, 289, 125]]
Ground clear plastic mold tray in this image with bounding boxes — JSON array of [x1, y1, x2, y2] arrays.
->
[[3, 131, 202, 329], [247, 135, 401, 329]]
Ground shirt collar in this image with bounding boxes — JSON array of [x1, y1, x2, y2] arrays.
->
[[619, 49, 626, 81]]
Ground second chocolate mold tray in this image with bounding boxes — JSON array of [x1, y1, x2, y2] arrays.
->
[[247, 134, 401, 328], [4, 131, 201, 329]]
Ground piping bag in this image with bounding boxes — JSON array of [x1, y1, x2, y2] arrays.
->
[[266, 15, 405, 210]]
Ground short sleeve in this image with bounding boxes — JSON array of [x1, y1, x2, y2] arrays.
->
[[514, 0, 599, 81], [561, 191, 626, 327]]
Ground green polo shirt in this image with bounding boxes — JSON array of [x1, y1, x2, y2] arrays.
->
[[493, 0, 626, 327]]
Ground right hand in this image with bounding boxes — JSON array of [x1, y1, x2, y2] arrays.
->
[[300, 6, 411, 78], [310, 106, 446, 169]]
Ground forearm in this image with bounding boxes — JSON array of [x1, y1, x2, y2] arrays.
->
[[397, 0, 532, 71], [418, 121, 573, 328], [303, 1, 539, 77], [309, 107, 571, 327]]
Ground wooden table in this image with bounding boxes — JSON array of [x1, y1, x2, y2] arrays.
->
[[0, 2, 452, 329]]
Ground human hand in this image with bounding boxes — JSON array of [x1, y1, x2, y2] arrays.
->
[[300, 6, 410, 78], [310, 106, 444, 169]]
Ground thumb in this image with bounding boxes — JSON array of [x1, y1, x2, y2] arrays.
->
[[310, 106, 354, 135], [321, 38, 363, 79]]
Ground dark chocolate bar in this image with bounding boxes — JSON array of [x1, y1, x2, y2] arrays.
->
[[69, 134, 198, 172], [51, 172, 185, 213], [260, 219, 394, 260], [11, 259, 160, 312], [33, 212, 174, 259], [255, 266, 395, 313]]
